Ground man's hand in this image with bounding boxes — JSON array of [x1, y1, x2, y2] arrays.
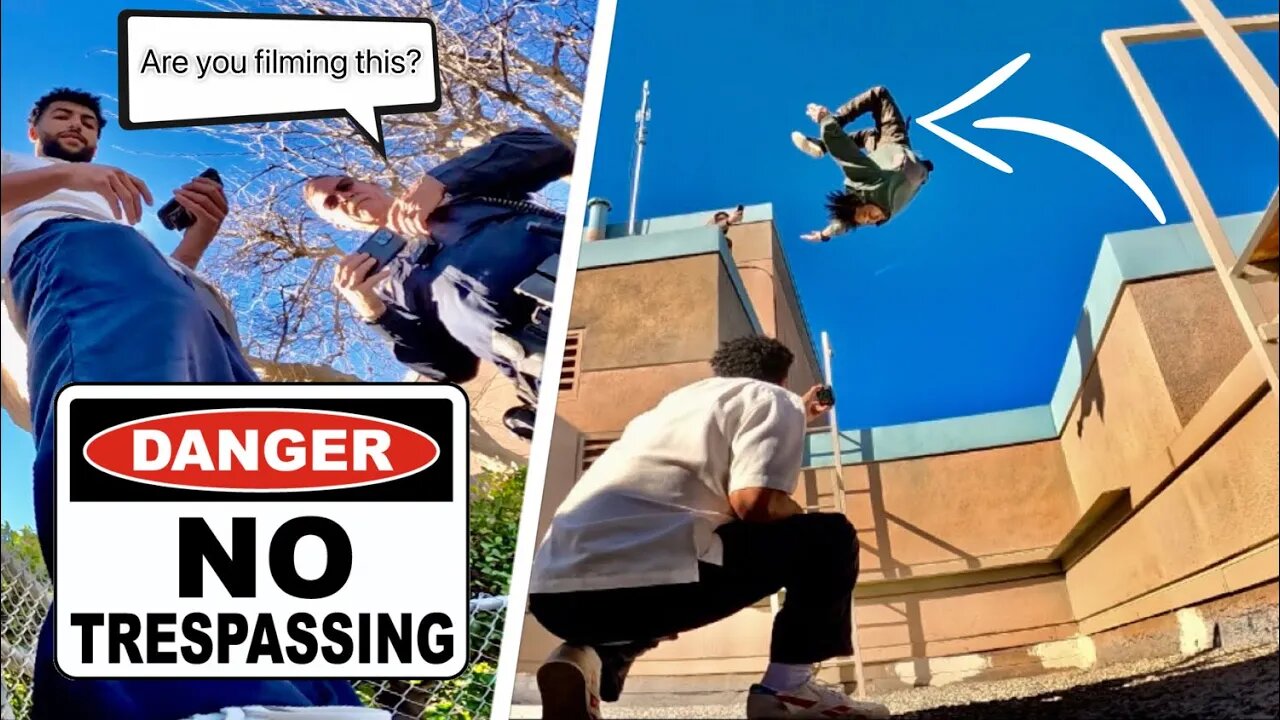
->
[[801, 230, 827, 243], [62, 163, 154, 224], [386, 175, 447, 239], [729, 487, 805, 523], [174, 176, 229, 249], [801, 384, 834, 422], [806, 103, 830, 123], [333, 253, 392, 321]]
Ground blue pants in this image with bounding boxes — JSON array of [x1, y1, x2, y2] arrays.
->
[[9, 219, 361, 719], [413, 214, 559, 380]]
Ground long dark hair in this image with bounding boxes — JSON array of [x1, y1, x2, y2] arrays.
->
[[825, 191, 860, 226], [825, 190, 889, 227]]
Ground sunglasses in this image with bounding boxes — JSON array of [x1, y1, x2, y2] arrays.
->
[[322, 177, 355, 210]]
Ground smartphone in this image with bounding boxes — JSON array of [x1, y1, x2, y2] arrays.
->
[[816, 385, 835, 407], [158, 168, 222, 231], [735, 204, 745, 214], [355, 228, 408, 272]]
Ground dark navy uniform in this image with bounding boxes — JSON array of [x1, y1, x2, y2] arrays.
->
[[367, 128, 570, 395]]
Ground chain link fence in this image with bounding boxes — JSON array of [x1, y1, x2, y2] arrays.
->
[[1, 548, 507, 720]]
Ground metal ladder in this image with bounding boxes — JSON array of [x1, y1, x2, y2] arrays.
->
[[768, 331, 869, 699]]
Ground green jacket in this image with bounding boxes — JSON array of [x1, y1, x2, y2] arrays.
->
[[819, 115, 930, 237]]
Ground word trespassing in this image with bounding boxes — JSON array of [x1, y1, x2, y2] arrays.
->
[[67, 612, 455, 666]]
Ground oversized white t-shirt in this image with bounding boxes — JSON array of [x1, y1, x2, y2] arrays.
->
[[529, 376, 808, 594], [0, 149, 242, 348], [0, 149, 128, 281]]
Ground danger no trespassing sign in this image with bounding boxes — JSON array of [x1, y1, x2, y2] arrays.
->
[[53, 383, 468, 680]]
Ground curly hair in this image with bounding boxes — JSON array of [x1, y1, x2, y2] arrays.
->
[[710, 335, 794, 384], [29, 88, 107, 132]]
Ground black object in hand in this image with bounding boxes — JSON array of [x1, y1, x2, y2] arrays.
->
[[158, 168, 222, 231], [816, 385, 835, 407], [355, 228, 408, 273]]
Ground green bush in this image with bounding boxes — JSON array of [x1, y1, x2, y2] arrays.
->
[[346, 465, 526, 718], [469, 466, 526, 598], [1, 522, 46, 577]]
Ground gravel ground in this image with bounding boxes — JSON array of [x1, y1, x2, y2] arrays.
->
[[508, 641, 1279, 719]]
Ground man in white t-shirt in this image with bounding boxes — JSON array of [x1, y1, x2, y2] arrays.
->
[[528, 336, 890, 720], [2, 88, 384, 720], [1, 88, 257, 568]]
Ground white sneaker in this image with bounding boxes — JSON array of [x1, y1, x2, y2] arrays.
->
[[746, 680, 890, 719], [537, 643, 603, 720], [790, 131, 824, 159]]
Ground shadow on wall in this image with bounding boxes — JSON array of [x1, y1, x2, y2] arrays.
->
[[895, 648, 1278, 720], [812, 430, 983, 689], [1075, 308, 1106, 437]]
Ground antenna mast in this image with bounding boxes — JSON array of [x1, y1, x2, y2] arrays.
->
[[628, 80, 651, 236]]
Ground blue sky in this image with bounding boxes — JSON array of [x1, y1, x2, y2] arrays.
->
[[587, 0, 1278, 429]]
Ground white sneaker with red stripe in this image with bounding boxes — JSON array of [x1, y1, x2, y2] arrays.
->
[[537, 643, 604, 720], [746, 680, 890, 719]]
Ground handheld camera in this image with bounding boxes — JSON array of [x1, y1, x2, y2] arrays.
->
[[815, 385, 835, 408]]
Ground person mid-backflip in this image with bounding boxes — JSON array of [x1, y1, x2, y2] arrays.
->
[[789, 86, 933, 242]]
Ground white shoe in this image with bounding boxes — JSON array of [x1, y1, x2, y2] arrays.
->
[[790, 131, 824, 159], [746, 679, 890, 719], [537, 643, 603, 720]]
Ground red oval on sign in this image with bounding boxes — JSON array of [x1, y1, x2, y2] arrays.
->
[[83, 409, 440, 492]]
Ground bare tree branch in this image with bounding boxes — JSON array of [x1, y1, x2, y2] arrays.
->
[[181, 0, 587, 383]]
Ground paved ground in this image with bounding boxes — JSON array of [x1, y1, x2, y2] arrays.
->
[[508, 641, 1279, 719]]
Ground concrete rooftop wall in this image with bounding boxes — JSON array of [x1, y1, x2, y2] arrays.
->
[[519, 206, 1278, 695]]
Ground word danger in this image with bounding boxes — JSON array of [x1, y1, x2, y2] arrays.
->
[[84, 409, 438, 491], [65, 517, 455, 667], [131, 429, 392, 473], [139, 47, 424, 81]]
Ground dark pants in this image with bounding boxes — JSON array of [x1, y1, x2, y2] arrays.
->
[[812, 85, 912, 153], [529, 513, 859, 699], [9, 218, 362, 719]]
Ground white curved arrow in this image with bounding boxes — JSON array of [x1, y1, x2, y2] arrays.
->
[[916, 53, 1029, 173], [972, 116, 1166, 224], [916, 53, 1167, 224]]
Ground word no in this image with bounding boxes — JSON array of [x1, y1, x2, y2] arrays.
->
[[139, 47, 425, 81]]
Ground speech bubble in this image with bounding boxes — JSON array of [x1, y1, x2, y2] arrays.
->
[[118, 10, 440, 157]]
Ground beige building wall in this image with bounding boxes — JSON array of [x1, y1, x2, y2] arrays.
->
[[518, 224, 1279, 692], [557, 238, 820, 438], [802, 441, 1077, 580], [1061, 273, 1279, 635], [726, 220, 822, 393], [569, 255, 725, 373]]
